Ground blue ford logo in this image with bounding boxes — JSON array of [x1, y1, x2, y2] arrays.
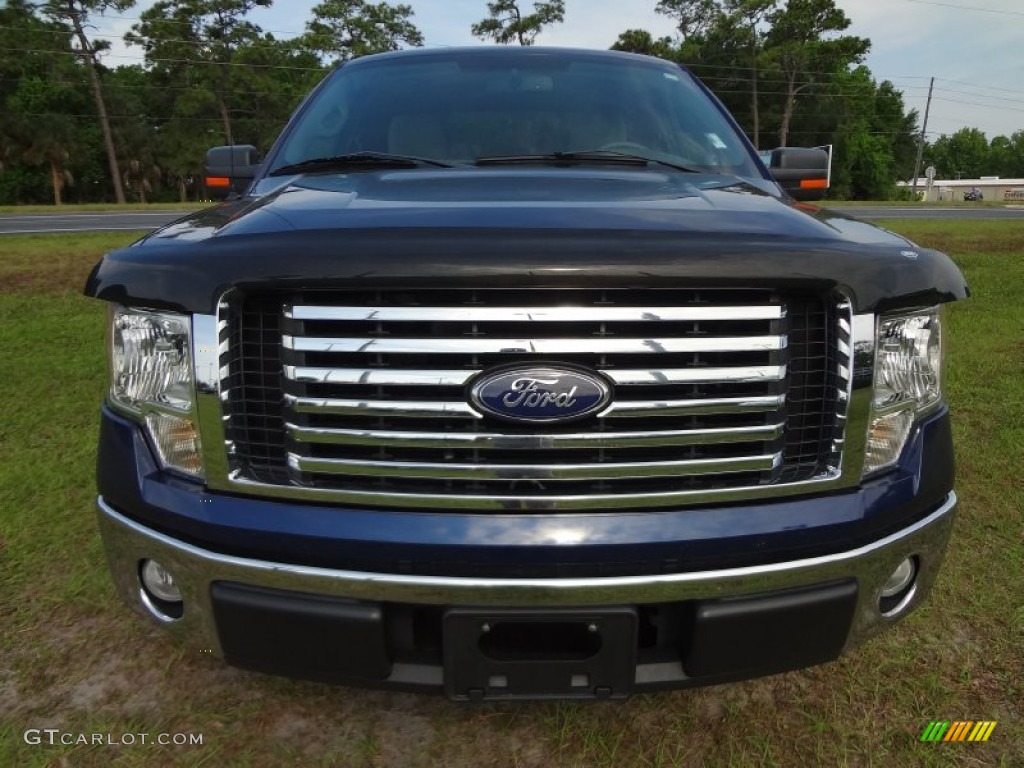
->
[[469, 365, 612, 423]]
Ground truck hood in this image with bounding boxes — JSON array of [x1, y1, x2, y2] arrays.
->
[[85, 168, 968, 315], [138, 168, 905, 242]]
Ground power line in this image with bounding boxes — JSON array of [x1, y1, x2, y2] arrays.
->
[[0, 45, 326, 70], [5, 43, 1024, 124], [56, 10, 308, 39], [931, 96, 1024, 114], [698, 75, 931, 92], [931, 87, 1024, 106], [4, 45, 1024, 120], [0, 22, 312, 52], [686, 60, 930, 80], [0, 43, 926, 83], [903, 0, 1024, 16], [935, 77, 1024, 98]]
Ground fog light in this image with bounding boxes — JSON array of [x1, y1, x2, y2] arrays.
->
[[881, 558, 916, 598], [141, 559, 182, 602], [879, 557, 917, 615]]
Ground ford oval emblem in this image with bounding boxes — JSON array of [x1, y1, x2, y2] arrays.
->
[[469, 365, 612, 423]]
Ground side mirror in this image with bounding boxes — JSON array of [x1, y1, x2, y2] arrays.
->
[[768, 147, 830, 201], [205, 145, 261, 199]]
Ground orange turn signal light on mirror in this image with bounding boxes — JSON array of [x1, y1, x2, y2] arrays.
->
[[799, 178, 828, 189], [205, 176, 231, 188]]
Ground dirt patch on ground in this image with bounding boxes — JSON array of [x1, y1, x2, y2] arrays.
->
[[0, 232, 142, 295], [2, 608, 166, 724], [0, 257, 98, 295]]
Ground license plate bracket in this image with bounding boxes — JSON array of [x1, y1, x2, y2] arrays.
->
[[443, 607, 637, 701]]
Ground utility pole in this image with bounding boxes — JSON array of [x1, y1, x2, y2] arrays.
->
[[911, 77, 935, 201]]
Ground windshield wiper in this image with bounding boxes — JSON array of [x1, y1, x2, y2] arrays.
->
[[269, 152, 456, 176], [474, 150, 703, 174]]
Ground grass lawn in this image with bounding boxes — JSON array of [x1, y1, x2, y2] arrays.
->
[[825, 200, 1013, 208], [0, 222, 1021, 767]]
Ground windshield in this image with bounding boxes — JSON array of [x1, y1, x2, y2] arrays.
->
[[268, 49, 763, 178]]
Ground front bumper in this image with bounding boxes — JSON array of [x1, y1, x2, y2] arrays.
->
[[97, 491, 956, 696]]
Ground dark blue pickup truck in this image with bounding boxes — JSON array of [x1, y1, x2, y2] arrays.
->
[[85, 47, 967, 700]]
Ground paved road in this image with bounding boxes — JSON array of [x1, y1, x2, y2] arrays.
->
[[0, 211, 187, 234], [2, 205, 1023, 235], [828, 205, 1024, 220]]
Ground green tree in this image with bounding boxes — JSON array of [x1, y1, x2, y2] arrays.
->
[[6, 63, 88, 204], [820, 65, 875, 198], [471, 0, 565, 46], [655, 0, 720, 39], [0, 1, 92, 204], [723, 0, 777, 149], [39, 0, 135, 203], [764, 0, 868, 146], [611, 29, 676, 58], [928, 127, 989, 179], [104, 64, 165, 201], [660, 2, 778, 147], [923, 135, 952, 179], [983, 131, 1024, 178], [872, 80, 918, 182], [231, 35, 325, 148], [1009, 131, 1024, 178], [986, 135, 1013, 178], [127, 0, 273, 145], [618, 3, 919, 198], [303, 0, 422, 63]]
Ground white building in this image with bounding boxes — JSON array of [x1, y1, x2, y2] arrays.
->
[[902, 177, 1024, 203]]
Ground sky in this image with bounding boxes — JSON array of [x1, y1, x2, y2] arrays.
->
[[90, 0, 1024, 141]]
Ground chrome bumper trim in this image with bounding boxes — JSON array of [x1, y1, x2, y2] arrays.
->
[[97, 492, 956, 656]]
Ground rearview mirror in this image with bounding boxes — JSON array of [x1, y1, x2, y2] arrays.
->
[[205, 145, 260, 199], [768, 147, 830, 201]]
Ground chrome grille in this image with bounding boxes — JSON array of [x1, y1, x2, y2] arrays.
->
[[221, 289, 848, 510]]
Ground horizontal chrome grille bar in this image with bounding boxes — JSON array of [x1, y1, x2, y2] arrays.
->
[[603, 394, 785, 417], [283, 365, 786, 387], [286, 305, 786, 323], [284, 366, 475, 386], [607, 365, 786, 385], [284, 393, 785, 419], [224, 471, 845, 510], [286, 422, 784, 449], [283, 335, 786, 355], [289, 453, 781, 480], [285, 394, 483, 419]]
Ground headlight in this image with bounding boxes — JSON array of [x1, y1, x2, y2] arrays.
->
[[109, 307, 203, 479], [111, 309, 193, 411], [863, 307, 943, 476], [874, 312, 942, 410]]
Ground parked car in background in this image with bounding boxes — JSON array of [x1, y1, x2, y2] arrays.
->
[[963, 187, 983, 201]]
